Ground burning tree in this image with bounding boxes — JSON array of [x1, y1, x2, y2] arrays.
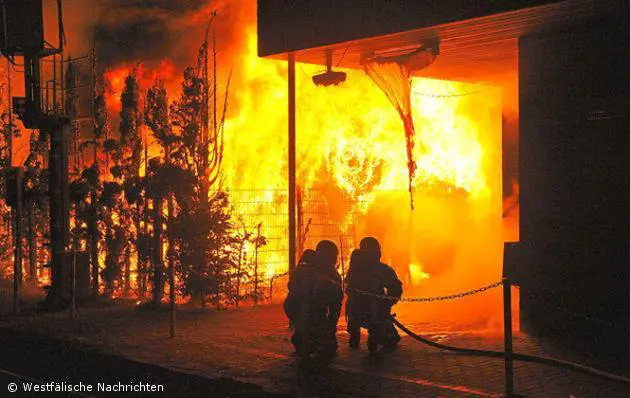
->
[[0, 9, 277, 313], [250, 223, 267, 304], [96, 68, 146, 298], [22, 132, 47, 282], [88, 92, 111, 295], [75, 164, 102, 295], [165, 37, 238, 306], [100, 180, 124, 296], [227, 221, 268, 307], [0, 97, 18, 278], [119, 69, 144, 296], [140, 21, 242, 309], [145, 77, 179, 305], [101, 106, 132, 297], [171, 191, 238, 307]]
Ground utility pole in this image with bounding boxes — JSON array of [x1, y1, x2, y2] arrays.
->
[[49, 115, 71, 304], [288, 53, 297, 275]]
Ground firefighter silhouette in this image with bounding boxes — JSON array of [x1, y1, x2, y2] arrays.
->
[[345, 249, 369, 349], [284, 241, 342, 362], [346, 237, 402, 353], [283, 249, 318, 337]]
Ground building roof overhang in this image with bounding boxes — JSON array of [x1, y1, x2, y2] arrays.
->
[[258, 0, 626, 82]]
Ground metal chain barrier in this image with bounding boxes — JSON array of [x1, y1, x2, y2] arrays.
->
[[342, 279, 504, 303], [390, 279, 630, 387], [279, 265, 630, 389], [278, 267, 503, 304], [279, 267, 630, 387], [399, 280, 503, 303]]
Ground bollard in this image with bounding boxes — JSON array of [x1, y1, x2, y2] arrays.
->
[[503, 277, 514, 396]]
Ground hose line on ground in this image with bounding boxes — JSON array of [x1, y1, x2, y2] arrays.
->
[[391, 317, 630, 386]]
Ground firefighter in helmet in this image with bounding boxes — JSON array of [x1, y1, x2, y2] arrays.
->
[[347, 237, 403, 353], [345, 249, 370, 349], [284, 241, 342, 361]]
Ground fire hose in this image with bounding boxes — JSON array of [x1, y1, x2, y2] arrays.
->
[[286, 273, 630, 385], [335, 278, 630, 385], [389, 303, 630, 386], [392, 316, 630, 385], [286, 268, 630, 385]]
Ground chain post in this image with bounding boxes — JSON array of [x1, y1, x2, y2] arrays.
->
[[503, 277, 514, 397]]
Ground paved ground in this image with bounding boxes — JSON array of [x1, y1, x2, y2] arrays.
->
[[0, 329, 277, 398], [1, 301, 629, 397]]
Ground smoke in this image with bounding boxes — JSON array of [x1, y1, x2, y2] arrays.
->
[[93, 0, 209, 67], [87, 0, 255, 74]]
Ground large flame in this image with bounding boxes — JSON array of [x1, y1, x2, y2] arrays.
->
[[218, 27, 503, 280], [102, 18, 503, 279], [98, 0, 513, 326]]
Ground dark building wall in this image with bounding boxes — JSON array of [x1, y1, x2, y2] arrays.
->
[[517, 16, 630, 341], [258, 0, 561, 56]]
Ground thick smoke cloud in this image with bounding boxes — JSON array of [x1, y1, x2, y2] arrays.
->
[[54, 0, 254, 85], [93, 0, 209, 68]]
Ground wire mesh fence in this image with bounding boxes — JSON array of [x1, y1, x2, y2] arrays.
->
[[228, 188, 368, 296]]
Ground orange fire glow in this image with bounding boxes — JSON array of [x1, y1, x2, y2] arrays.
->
[[104, 60, 178, 112], [218, 16, 510, 328], [97, 0, 517, 326], [218, 27, 503, 281]]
